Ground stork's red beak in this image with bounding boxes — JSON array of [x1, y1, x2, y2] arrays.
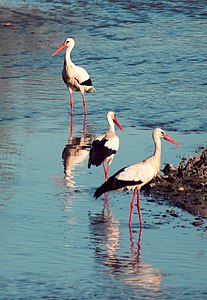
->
[[51, 43, 67, 56], [114, 118, 124, 132], [164, 134, 180, 146]]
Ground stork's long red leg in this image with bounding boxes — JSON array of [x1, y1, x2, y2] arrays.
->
[[128, 189, 137, 226], [137, 189, 143, 228], [81, 93, 87, 115], [102, 163, 108, 182], [69, 88, 74, 115], [106, 164, 111, 181]]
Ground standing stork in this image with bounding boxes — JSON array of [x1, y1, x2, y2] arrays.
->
[[88, 111, 123, 181], [51, 37, 96, 115], [94, 128, 180, 227]]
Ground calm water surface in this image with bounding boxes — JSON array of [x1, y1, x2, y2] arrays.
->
[[0, 1, 207, 299]]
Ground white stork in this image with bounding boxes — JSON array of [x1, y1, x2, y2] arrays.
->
[[94, 128, 180, 227], [88, 111, 123, 181], [51, 37, 96, 115]]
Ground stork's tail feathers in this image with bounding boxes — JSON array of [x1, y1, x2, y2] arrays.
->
[[79, 78, 96, 93], [86, 86, 96, 93]]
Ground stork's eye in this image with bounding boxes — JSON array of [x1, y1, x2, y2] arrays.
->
[[161, 131, 165, 136]]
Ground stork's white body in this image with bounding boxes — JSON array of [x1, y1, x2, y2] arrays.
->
[[115, 139, 162, 191]]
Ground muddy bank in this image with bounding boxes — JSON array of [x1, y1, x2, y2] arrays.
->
[[144, 148, 207, 220]]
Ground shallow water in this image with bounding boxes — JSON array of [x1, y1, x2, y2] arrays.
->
[[0, 1, 207, 299]]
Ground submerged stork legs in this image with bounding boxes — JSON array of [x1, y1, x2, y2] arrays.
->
[[68, 88, 87, 115]]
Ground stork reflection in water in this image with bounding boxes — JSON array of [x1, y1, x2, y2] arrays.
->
[[62, 114, 94, 188], [88, 209, 163, 294]]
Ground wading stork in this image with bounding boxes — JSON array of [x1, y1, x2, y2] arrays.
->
[[94, 128, 180, 227], [51, 37, 96, 115], [88, 111, 123, 181]]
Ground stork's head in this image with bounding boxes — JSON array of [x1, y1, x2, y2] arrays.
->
[[51, 37, 75, 56], [107, 111, 123, 132], [153, 128, 180, 146]]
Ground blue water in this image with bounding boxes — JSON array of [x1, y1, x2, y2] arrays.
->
[[0, 1, 207, 299]]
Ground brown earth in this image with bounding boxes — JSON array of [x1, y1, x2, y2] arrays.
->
[[143, 148, 207, 221]]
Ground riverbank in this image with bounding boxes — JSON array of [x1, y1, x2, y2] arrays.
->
[[144, 148, 207, 221]]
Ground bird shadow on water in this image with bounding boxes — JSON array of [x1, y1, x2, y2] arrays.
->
[[61, 114, 94, 188], [88, 193, 164, 297]]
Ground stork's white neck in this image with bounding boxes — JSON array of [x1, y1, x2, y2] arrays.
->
[[107, 117, 115, 133], [64, 46, 74, 66], [153, 135, 161, 156], [152, 134, 162, 172]]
